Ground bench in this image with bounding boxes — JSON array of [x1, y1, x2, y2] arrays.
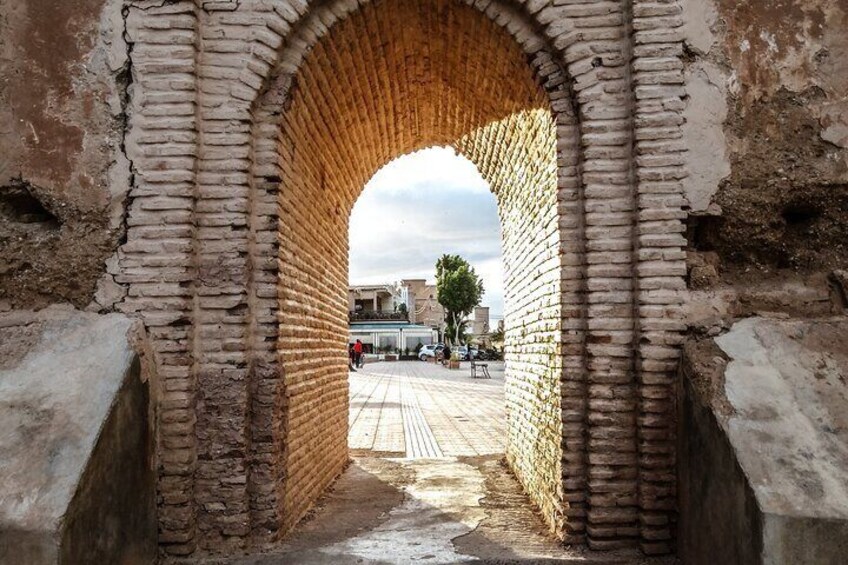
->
[[470, 358, 490, 379]]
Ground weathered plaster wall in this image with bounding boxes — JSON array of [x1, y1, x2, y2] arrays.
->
[[0, 0, 129, 309], [681, 0, 848, 277]]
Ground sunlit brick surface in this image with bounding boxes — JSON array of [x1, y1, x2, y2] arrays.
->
[[274, 0, 569, 545]]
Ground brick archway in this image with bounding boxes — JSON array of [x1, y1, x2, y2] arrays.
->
[[265, 0, 576, 542], [121, 0, 686, 557]]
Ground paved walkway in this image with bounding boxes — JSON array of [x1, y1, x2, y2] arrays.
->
[[211, 361, 675, 564], [348, 360, 506, 458]]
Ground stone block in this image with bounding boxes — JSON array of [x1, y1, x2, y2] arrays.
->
[[0, 307, 155, 564], [680, 318, 848, 565]]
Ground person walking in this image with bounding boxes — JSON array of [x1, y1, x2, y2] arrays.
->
[[348, 343, 357, 372], [354, 339, 364, 368]]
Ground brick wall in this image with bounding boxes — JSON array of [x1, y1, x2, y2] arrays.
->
[[119, 0, 687, 557], [276, 0, 570, 536], [482, 105, 567, 534], [122, 2, 200, 555]]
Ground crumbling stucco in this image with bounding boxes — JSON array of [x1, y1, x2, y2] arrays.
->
[[682, 62, 731, 213], [0, 0, 130, 309], [680, 0, 731, 214], [680, 0, 848, 277]]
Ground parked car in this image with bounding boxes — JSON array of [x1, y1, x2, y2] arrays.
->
[[418, 344, 443, 361], [454, 345, 470, 360], [478, 348, 502, 361]]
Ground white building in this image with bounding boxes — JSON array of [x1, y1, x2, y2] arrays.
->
[[348, 321, 438, 355], [348, 282, 437, 354]]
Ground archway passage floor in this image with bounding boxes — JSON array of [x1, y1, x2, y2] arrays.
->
[[209, 362, 676, 564]]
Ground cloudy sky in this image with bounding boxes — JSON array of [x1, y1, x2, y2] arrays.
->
[[349, 147, 504, 320]]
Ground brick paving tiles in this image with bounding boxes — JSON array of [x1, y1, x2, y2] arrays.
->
[[348, 360, 506, 458]]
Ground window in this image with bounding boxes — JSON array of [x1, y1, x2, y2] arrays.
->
[[377, 334, 398, 352], [405, 335, 432, 350]]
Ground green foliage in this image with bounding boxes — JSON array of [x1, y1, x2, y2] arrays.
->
[[435, 254, 484, 345], [489, 326, 505, 344]]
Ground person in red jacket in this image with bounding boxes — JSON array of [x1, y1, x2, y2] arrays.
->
[[354, 339, 364, 368]]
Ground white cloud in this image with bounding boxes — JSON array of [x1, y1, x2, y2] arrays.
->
[[361, 146, 490, 197], [349, 148, 504, 318]]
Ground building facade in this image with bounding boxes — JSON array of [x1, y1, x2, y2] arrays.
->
[[471, 306, 490, 336], [348, 322, 438, 355], [349, 281, 492, 345], [348, 282, 437, 352], [348, 283, 408, 320], [469, 306, 491, 346], [400, 279, 445, 330]]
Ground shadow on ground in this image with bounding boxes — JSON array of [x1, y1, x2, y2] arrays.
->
[[202, 455, 677, 565]]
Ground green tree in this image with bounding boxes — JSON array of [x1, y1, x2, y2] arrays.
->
[[435, 254, 484, 345], [489, 326, 504, 346]]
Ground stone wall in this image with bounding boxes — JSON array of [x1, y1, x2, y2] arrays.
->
[[75, 0, 688, 556], [679, 318, 848, 565], [247, 0, 686, 554], [4, 0, 844, 310], [2, 0, 847, 560], [120, 3, 202, 554], [0, 308, 157, 564]]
